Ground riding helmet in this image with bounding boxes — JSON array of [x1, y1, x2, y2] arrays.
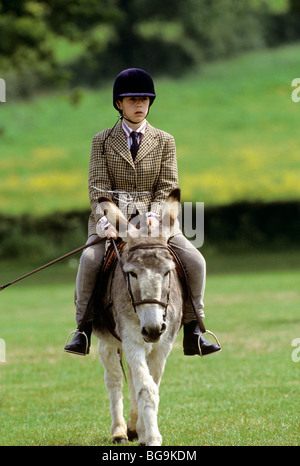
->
[[113, 68, 156, 110]]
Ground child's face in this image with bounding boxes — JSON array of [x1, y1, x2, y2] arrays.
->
[[117, 96, 150, 126]]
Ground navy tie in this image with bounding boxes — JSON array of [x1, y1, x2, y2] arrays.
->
[[130, 131, 139, 160]]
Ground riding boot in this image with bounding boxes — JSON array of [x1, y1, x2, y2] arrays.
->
[[183, 321, 221, 356], [64, 322, 93, 356]]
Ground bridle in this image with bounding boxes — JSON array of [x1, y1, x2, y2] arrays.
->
[[112, 240, 171, 319]]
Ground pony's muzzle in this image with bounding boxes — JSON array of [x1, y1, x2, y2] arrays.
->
[[142, 323, 166, 343]]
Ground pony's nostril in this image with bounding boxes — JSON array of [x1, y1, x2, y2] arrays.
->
[[142, 327, 148, 337], [142, 324, 166, 342]]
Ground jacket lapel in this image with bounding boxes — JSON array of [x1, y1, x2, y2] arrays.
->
[[109, 121, 135, 168], [135, 123, 158, 164]]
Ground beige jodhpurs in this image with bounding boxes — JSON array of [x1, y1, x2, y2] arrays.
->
[[74, 233, 206, 327]]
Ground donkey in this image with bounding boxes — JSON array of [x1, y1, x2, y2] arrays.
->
[[92, 189, 184, 446]]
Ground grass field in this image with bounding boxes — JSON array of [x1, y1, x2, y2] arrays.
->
[[0, 249, 299, 446], [1, 43, 300, 214], [1, 40, 299, 448]]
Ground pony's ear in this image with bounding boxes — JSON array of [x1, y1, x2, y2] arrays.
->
[[97, 196, 139, 240], [160, 188, 181, 239], [98, 196, 127, 234], [168, 188, 181, 203], [161, 189, 181, 223]]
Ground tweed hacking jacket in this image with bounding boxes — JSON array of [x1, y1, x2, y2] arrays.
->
[[88, 120, 179, 237]]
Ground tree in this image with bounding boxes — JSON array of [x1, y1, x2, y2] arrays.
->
[[0, 1, 53, 70], [0, 0, 275, 94]]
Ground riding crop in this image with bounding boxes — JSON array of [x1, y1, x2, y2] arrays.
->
[[0, 236, 102, 292]]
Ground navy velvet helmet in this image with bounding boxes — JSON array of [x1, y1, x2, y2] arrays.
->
[[113, 68, 156, 110]]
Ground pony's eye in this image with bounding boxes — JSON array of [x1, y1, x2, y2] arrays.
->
[[129, 271, 137, 279], [164, 271, 170, 277]]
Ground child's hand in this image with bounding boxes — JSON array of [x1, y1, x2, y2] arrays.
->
[[104, 224, 119, 239], [146, 212, 160, 229], [147, 216, 159, 229], [96, 216, 119, 239]]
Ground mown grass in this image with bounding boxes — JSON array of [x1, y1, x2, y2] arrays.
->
[[1, 40, 299, 447], [0, 250, 299, 446], [1, 43, 300, 214]]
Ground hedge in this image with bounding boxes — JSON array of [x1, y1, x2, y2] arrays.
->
[[1, 200, 299, 262]]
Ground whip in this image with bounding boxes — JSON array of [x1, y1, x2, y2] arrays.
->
[[0, 189, 147, 292], [0, 236, 102, 292]]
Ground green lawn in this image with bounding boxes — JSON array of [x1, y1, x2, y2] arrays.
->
[[1, 42, 299, 447], [0, 250, 299, 446], [1, 43, 300, 214]]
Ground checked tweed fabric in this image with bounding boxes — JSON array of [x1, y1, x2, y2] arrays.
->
[[88, 121, 179, 236]]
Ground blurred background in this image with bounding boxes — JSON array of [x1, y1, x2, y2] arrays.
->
[[0, 0, 300, 261]]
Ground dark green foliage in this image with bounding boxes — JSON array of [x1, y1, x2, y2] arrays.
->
[[204, 201, 300, 251], [2, 0, 298, 96], [1, 202, 299, 262], [0, 210, 89, 261]]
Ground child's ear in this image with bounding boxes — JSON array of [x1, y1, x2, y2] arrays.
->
[[116, 99, 123, 111]]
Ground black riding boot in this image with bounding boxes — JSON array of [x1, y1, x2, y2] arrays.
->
[[183, 321, 221, 356], [64, 322, 93, 356]]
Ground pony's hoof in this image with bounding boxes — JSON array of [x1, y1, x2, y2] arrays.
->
[[112, 436, 127, 444], [127, 428, 138, 441]]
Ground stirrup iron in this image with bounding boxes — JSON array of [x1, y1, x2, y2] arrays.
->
[[198, 329, 222, 357], [64, 329, 89, 356]]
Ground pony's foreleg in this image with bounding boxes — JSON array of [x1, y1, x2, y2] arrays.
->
[[127, 363, 138, 441], [147, 342, 171, 386], [98, 339, 127, 444], [124, 342, 162, 446]]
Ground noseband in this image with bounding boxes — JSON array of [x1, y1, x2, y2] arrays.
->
[[112, 240, 171, 318]]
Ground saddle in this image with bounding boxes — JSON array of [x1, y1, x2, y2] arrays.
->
[[87, 238, 188, 341], [102, 238, 127, 278], [88, 238, 126, 340]]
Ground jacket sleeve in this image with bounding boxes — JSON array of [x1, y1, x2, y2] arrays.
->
[[151, 133, 179, 216], [88, 132, 113, 225]]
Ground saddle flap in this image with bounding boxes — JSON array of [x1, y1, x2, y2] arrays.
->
[[90, 239, 126, 341], [102, 238, 126, 277]]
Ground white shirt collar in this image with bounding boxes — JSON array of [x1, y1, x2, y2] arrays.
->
[[122, 119, 147, 137]]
